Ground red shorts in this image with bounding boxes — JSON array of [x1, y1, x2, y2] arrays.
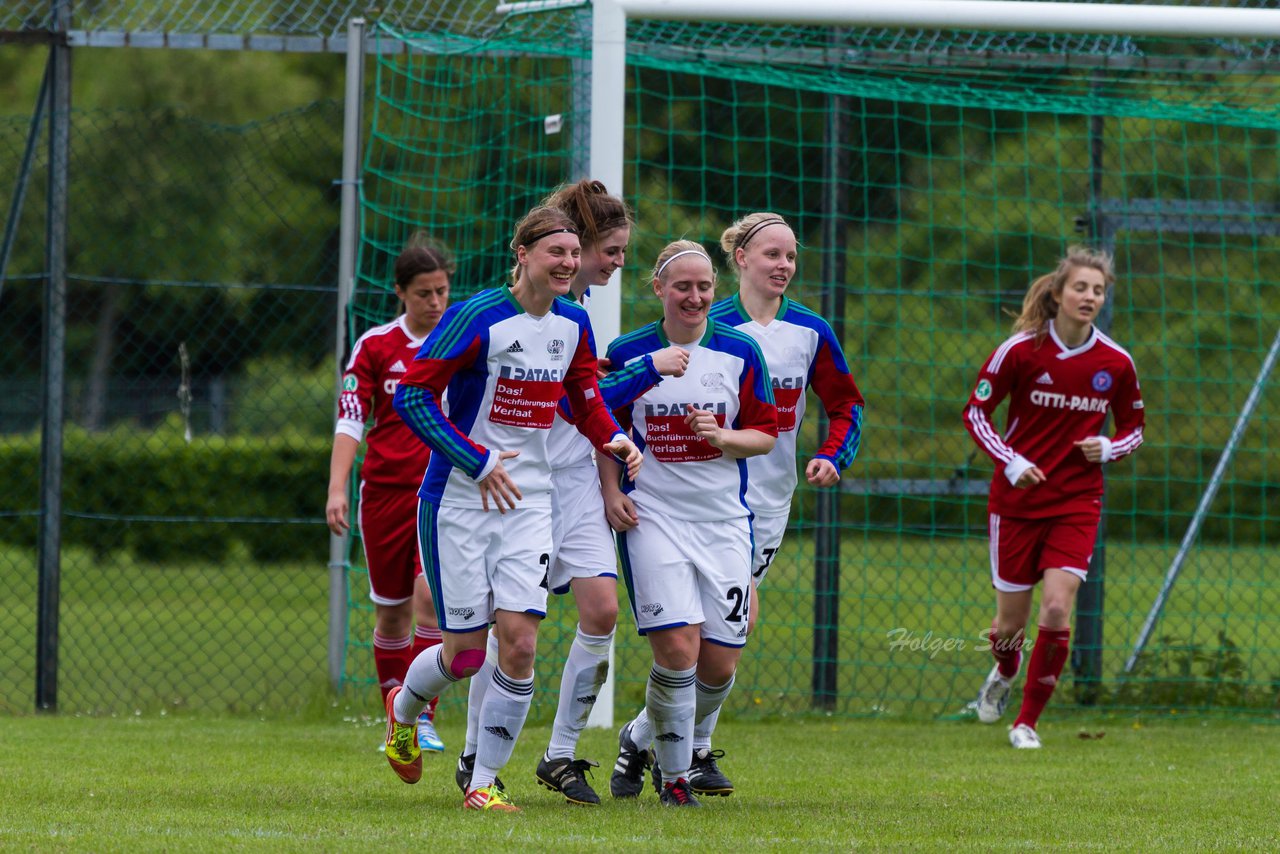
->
[[357, 484, 423, 605], [987, 512, 1099, 592]]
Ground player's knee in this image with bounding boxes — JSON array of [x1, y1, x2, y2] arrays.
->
[[447, 647, 487, 679], [500, 634, 538, 673], [579, 601, 618, 636], [1038, 597, 1073, 629]]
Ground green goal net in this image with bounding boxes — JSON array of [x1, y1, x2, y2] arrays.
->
[[348, 6, 1280, 721]]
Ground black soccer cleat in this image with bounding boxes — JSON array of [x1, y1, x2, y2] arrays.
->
[[535, 754, 601, 805], [658, 777, 701, 807], [455, 752, 504, 795], [609, 722, 652, 798], [687, 748, 734, 796]]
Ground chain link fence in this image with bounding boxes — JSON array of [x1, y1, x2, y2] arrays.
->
[[0, 69, 345, 711]]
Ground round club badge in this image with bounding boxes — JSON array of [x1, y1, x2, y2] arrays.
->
[[342, 375, 358, 392], [1091, 370, 1113, 392], [974, 379, 992, 401]]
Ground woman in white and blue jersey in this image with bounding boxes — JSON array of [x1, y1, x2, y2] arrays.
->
[[380, 205, 640, 813], [599, 240, 778, 807]]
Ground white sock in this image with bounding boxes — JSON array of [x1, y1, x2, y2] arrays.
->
[[692, 676, 733, 751], [627, 706, 654, 749], [472, 666, 534, 790], [396, 645, 457, 723], [463, 628, 499, 756], [644, 663, 696, 784], [546, 625, 613, 760]]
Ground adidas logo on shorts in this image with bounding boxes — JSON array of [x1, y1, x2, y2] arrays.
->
[[505, 340, 525, 353]]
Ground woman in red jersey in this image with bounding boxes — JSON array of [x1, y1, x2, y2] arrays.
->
[[326, 237, 451, 753], [964, 246, 1144, 749]]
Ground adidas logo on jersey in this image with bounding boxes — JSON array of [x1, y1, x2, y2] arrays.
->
[[1035, 372, 1054, 385], [505, 340, 525, 353], [389, 359, 407, 373], [484, 725, 515, 741]]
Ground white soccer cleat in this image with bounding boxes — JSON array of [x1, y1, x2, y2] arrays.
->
[[1009, 723, 1042, 749], [975, 664, 1015, 724]]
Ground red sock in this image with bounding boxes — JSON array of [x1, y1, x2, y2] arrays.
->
[[990, 621, 1025, 679], [412, 625, 443, 719], [372, 631, 413, 703], [1014, 626, 1070, 729]]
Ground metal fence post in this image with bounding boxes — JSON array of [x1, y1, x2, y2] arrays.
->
[[36, 0, 72, 713], [328, 16, 365, 691]]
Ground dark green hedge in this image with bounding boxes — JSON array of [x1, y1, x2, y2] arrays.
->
[[1, 430, 330, 563]]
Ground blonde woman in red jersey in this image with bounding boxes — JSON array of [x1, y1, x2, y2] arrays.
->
[[963, 246, 1144, 748], [327, 237, 451, 753]]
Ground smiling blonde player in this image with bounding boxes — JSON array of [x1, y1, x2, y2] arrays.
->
[[600, 241, 777, 807]]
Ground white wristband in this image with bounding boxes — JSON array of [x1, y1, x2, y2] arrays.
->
[[1004, 454, 1036, 486]]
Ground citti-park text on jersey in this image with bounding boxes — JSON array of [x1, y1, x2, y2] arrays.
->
[[1029, 390, 1110, 413]]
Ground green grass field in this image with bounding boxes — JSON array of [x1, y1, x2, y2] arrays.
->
[[4, 532, 1279, 718], [2, 714, 1276, 851]]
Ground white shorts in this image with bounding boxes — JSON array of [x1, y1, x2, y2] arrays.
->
[[417, 500, 552, 633], [548, 464, 618, 594], [750, 509, 790, 587], [618, 505, 752, 647]]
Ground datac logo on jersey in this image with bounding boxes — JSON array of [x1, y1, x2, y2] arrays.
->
[[1091, 370, 1113, 392]]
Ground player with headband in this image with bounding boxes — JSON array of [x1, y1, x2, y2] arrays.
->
[[381, 205, 641, 813], [601, 240, 778, 807]]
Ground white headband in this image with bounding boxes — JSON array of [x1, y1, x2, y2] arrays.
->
[[656, 249, 712, 278]]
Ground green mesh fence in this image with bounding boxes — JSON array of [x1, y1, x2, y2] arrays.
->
[[350, 14, 1280, 721], [0, 95, 344, 714]]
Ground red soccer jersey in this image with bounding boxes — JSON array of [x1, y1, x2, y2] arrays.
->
[[963, 320, 1144, 519], [336, 315, 430, 490]]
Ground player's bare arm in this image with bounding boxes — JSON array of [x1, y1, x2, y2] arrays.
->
[[596, 453, 638, 531]]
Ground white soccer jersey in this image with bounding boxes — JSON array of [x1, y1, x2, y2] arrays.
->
[[606, 319, 777, 522], [394, 286, 623, 510], [709, 295, 865, 514], [546, 289, 664, 470]]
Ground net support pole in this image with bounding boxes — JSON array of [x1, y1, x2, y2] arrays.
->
[[0, 54, 49, 303], [586, 0, 625, 351], [812, 76, 849, 710], [36, 0, 71, 713], [570, 5, 616, 730], [584, 0, 625, 729], [1125, 324, 1280, 674], [1071, 112, 1108, 704], [329, 16, 365, 691]]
